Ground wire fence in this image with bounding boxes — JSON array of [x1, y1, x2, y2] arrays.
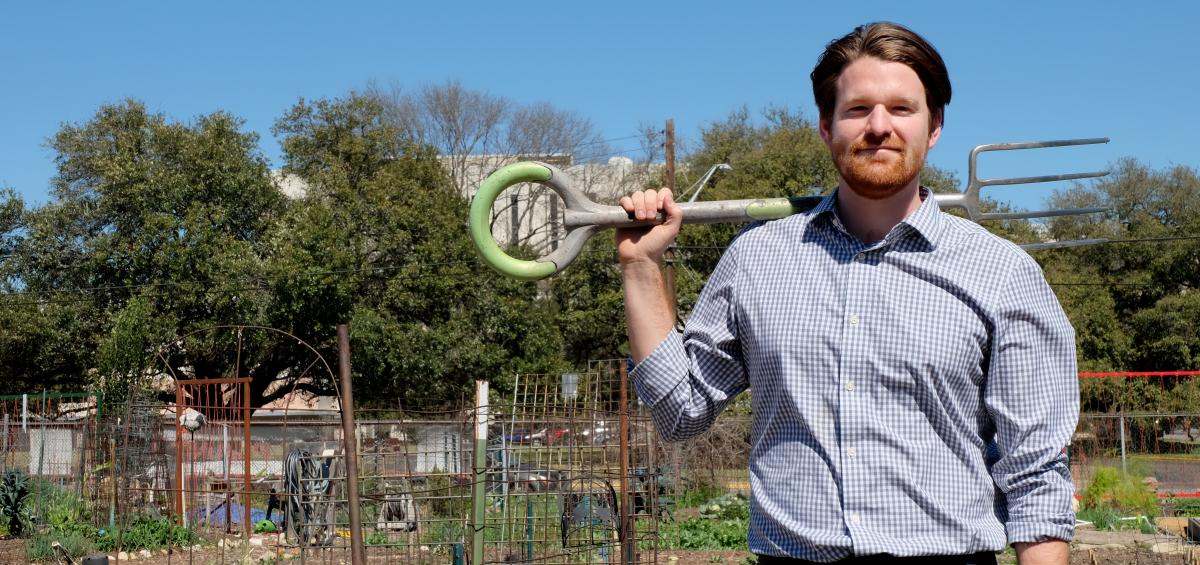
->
[[3, 370, 1198, 563]]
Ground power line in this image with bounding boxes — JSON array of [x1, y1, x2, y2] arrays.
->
[[0, 260, 479, 298], [0, 259, 487, 307], [570, 134, 643, 150]]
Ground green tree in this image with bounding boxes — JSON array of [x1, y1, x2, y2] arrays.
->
[[270, 94, 564, 408], [1043, 160, 1200, 416], [3, 100, 284, 401]]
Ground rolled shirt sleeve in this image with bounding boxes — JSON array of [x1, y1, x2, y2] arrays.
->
[[985, 255, 1080, 543], [630, 242, 749, 442]]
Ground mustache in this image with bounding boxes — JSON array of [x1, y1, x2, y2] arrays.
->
[[850, 140, 906, 153]]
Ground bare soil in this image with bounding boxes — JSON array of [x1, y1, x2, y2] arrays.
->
[[3, 536, 1195, 565]]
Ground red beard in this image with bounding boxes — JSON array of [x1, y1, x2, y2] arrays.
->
[[831, 136, 926, 200]]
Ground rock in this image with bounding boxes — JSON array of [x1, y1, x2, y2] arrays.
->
[[1150, 541, 1187, 554], [249, 537, 264, 547], [117, 553, 128, 561], [138, 549, 152, 558]]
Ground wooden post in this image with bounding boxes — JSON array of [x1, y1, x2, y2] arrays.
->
[[663, 119, 679, 323], [471, 380, 490, 565], [338, 325, 367, 565]]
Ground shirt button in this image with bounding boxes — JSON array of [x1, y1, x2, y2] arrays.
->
[[855, 253, 866, 262], [847, 447, 856, 458], [845, 382, 855, 392], [851, 512, 862, 525], [848, 314, 860, 325]]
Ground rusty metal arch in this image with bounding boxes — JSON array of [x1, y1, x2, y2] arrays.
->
[[152, 325, 339, 535]]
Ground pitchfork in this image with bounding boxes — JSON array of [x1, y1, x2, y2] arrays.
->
[[468, 138, 1111, 280]]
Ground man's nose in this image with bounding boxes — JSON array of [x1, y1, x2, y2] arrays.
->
[[865, 104, 893, 136]]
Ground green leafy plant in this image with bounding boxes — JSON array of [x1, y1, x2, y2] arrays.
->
[[660, 518, 748, 550], [1076, 505, 1123, 530], [43, 484, 92, 537], [1166, 494, 1200, 516], [366, 530, 389, 545], [699, 492, 750, 521], [26, 529, 96, 562], [1080, 466, 1159, 518], [95, 515, 197, 551], [0, 470, 30, 536]]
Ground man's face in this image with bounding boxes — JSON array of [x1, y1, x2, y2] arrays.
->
[[819, 56, 942, 200]]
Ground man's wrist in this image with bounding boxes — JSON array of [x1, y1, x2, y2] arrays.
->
[[619, 256, 660, 270], [1014, 539, 1068, 565]]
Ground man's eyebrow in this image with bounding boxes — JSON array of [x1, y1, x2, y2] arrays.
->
[[839, 95, 922, 107]]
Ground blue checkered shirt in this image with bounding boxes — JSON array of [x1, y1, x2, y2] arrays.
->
[[631, 190, 1078, 561]]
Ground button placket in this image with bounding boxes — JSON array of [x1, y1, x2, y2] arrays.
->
[[839, 244, 874, 539]]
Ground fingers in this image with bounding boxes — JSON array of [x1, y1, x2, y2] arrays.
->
[[619, 188, 674, 221], [659, 188, 682, 227]]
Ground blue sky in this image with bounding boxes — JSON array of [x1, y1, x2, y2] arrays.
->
[[2, 1, 1196, 213]]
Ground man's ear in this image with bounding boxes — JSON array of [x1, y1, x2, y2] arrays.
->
[[928, 113, 943, 149], [819, 115, 833, 146]]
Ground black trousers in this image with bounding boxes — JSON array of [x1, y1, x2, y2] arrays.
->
[[756, 552, 997, 565]]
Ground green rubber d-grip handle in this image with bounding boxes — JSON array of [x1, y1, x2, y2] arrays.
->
[[469, 162, 558, 281]]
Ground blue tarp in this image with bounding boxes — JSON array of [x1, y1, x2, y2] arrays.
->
[[192, 501, 280, 527]]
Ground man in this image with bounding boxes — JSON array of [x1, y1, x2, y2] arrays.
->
[[618, 22, 1078, 565]]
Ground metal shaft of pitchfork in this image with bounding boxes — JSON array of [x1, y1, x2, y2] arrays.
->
[[468, 138, 1111, 281]]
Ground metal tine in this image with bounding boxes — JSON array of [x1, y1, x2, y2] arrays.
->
[[1020, 238, 1109, 251], [981, 206, 1109, 221], [940, 137, 1111, 222]]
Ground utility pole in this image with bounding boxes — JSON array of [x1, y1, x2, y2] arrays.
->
[[337, 325, 366, 565], [663, 119, 678, 325]]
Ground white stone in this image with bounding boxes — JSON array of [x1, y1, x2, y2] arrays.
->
[[249, 537, 264, 547], [139, 549, 152, 558], [1150, 541, 1186, 554], [117, 552, 129, 561]]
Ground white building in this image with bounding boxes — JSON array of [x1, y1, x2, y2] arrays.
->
[[273, 154, 661, 254]]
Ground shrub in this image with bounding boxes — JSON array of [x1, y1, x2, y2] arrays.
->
[[659, 518, 748, 550], [26, 529, 96, 562], [1080, 466, 1159, 517], [43, 485, 92, 538], [0, 470, 30, 536]]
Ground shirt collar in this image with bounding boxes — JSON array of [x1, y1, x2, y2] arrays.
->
[[812, 187, 945, 250]]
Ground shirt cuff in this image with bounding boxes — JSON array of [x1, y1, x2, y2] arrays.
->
[[628, 330, 687, 407], [1006, 518, 1074, 544]]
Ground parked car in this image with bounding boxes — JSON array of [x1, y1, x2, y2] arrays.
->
[[501, 428, 539, 444], [485, 438, 562, 492], [576, 422, 614, 445], [528, 426, 571, 446]]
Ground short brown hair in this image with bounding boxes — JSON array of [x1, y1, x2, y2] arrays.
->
[[811, 22, 951, 126]]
